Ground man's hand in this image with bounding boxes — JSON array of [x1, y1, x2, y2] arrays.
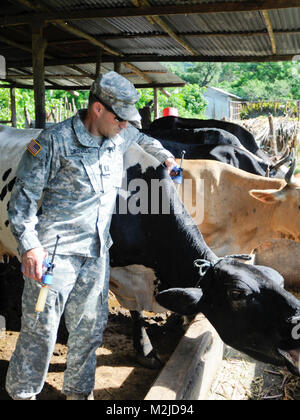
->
[[21, 247, 48, 282], [164, 157, 177, 174]]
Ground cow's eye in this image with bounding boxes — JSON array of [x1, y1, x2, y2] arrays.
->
[[227, 289, 247, 301]]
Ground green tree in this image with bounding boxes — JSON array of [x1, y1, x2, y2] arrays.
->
[[137, 84, 207, 119]]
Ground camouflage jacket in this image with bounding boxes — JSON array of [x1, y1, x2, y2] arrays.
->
[[8, 110, 174, 258]]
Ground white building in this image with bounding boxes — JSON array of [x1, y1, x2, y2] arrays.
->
[[204, 86, 242, 120]]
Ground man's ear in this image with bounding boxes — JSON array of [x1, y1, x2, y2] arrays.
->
[[92, 101, 104, 116], [155, 288, 203, 315]]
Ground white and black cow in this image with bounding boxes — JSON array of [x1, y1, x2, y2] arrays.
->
[[1, 125, 300, 376]]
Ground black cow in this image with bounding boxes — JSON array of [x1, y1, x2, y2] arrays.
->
[[158, 140, 269, 177], [109, 144, 300, 375], [142, 116, 282, 177], [144, 126, 244, 149], [148, 116, 262, 157]]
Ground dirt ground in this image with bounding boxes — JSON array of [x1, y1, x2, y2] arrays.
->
[[0, 260, 186, 400], [0, 297, 185, 401]]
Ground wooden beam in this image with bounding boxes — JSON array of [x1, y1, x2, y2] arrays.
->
[[53, 21, 121, 57], [7, 74, 93, 79], [262, 10, 277, 54], [11, 0, 160, 89], [0, 33, 32, 53], [6, 70, 168, 79], [3, 82, 186, 90], [9, 0, 106, 84], [1, 1, 300, 26], [42, 28, 300, 43], [7, 52, 297, 69], [130, 0, 198, 56], [2, 27, 300, 52]]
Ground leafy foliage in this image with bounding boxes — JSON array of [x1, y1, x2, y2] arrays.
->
[[165, 61, 300, 101], [136, 84, 207, 119]]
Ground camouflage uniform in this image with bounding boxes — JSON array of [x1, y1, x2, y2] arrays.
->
[[6, 71, 174, 400]]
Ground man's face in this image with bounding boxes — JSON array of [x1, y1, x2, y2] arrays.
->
[[97, 103, 128, 138]]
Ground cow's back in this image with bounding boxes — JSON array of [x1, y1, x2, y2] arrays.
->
[[177, 159, 285, 255], [0, 125, 42, 169], [148, 116, 259, 154], [0, 125, 42, 258]]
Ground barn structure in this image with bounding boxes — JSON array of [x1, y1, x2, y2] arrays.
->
[[203, 86, 242, 120], [1, 0, 300, 401], [0, 0, 300, 129]]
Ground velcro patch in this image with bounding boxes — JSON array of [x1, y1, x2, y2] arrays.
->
[[27, 139, 42, 157]]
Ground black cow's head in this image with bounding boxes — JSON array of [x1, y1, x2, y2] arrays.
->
[[156, 257, 300, 376]]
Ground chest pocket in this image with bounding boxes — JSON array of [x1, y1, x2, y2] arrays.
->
[[100, 149, 123, 192], [81, 154, 102, 194], [82, 149, 123, 194]]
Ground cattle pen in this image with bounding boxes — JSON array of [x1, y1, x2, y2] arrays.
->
[[1, 265, 300, 401], [2, 0, 300, 402]]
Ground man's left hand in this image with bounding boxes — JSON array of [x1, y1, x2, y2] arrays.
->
[[164, 157, 177, 174]]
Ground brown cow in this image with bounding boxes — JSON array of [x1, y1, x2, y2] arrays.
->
[[176, 159, 300, 257]]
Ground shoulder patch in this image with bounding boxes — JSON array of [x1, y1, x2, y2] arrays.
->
[[27, 139, 42, 157]]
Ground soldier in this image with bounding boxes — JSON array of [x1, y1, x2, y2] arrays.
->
[[5, 71, 177, 400]]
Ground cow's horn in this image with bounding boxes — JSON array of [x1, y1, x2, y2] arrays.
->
[[285, 158, 298, 187], [270, 147, 292, 173]]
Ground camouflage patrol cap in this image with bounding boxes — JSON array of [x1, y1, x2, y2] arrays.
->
[[90, 71, 141, 123]]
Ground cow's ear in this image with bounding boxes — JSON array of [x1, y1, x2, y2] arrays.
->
[[249, 189, 285, 204], [155, 288, 203, 315]]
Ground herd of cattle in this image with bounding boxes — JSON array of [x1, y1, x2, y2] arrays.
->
[[1, 117, 300, 378]]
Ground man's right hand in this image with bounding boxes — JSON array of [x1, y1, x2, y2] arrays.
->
[[21, 247, 48, 282]]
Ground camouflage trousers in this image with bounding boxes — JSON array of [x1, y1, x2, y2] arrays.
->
[[5, 253, 110, 400]]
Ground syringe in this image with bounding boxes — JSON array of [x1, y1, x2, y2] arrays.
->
[[33, 235, 61, 326]]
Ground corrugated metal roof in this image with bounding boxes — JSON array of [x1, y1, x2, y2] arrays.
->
[[5, 61, 185, 90], [1, 0, 300, 90]]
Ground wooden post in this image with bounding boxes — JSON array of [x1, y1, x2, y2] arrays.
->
[[24, 106, 31, 128], [10, 87, 17, 127], [268, 113, 277, 155], [153, 87, 159, 120], [95, 48, 102, 78], [32, 20, 47, 129], [114, 61, 121, 74]]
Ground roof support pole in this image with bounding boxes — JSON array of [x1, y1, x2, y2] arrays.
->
[[31, 20, 47, 128], [153, 87, 159, 120], [95, 48, 102, 78], [10, 87, 17, 127], [114, 61, 121, 74]]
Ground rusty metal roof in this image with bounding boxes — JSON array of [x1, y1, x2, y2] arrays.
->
[[1, 0, 300, 90]]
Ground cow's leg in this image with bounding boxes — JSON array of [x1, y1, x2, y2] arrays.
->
[[130, 310, 163, 369]]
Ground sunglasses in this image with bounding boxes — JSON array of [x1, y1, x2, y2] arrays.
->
[[99, 99, 126, 123]]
